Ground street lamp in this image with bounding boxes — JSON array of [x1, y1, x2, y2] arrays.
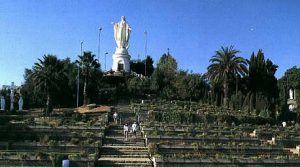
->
[[104, 52, 108, 71], [77, 63, 79, 108], [144, 31, 148, 76], [98, 27, 102, 62], [77, 42, 83, 108]]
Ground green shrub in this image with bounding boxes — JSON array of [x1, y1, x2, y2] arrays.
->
[[48, 140, 58, 147], [148, 143, 158, 156], [70, 138, 80, 145], [36, 152, 48, 160], [40, 135, 49, 145]]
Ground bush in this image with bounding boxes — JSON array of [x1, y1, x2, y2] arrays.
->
[[48, 140, 58, 147], [36, 152, 48, 160], [70, 138, 80, 145], [40, 135, 49, 145], [148, 143, 158, 156]]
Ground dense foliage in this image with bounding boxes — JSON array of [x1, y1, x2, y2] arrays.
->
[[278, 66, 300, 118], [77, 51, 101, 105], [207, 46, 248, 108], [130, 55, 154, 77], [246, 50, 279, 115], [11, 46, 299, 122]]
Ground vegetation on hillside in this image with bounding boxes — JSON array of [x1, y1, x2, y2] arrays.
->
[[7, 46, 297, 121]]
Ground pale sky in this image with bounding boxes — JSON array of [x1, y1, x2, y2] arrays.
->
[[0, 0, 299, 86]]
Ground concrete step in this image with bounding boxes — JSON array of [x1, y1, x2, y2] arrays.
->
[[101, 150, 148, 155], [100, 146, 148, 155], [103, 143, 145, 146], [105, 134, 143, 139], [101, 147, 148, 152], [106, 129, 142, 135], [105, 136, 144, 140], [102, 145, 148, 149], [105, 135, 143, 139], [98, 157, 151, 163], [100, 110, 152, 167], [96, 162, 152, 167], [103, 137, 145, 146], [104, 138, 144, 144], [108, 125, 124, 130], [100, 154, 149, 158], [108, 125, 139, 130]]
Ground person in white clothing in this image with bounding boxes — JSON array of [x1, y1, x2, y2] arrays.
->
[[131, 122, 137, 137], [113, 112, 118, 124], [124, 124, 129, 140]]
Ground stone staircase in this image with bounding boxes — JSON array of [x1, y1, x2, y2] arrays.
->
[[98, 111, 152, 167]]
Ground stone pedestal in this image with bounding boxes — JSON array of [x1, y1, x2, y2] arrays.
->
[[112, 48, 131, 73], [288, 99, 297, 112]]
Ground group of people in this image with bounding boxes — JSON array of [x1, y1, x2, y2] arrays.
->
[[112, 111, 140, 140], [123, 121, 138, 140]]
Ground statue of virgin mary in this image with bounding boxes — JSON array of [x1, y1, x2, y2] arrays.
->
[[114, 16, 131, 49]]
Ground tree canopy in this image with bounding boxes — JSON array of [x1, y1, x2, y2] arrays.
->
[[207, 46, 248, 108]]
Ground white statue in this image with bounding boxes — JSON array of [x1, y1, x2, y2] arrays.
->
[[9, 82, 17, 111], [114, 16, 131, 49], [10, 89, 14, 111], [282, 121, 286, 127], [18, 97, 23, 111], [289, 88, 294, 99], [0, 96, 5, 111]]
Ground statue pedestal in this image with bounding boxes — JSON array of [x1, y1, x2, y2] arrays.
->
[[112, 48, 131, 73], [288, 99, 297, 112]]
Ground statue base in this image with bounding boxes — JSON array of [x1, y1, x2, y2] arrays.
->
[[112, 48, 131, 73], [288, 99, 297, 112]]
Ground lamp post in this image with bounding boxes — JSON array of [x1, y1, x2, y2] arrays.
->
[[98, 27, 102, 62], [77, 62, 79, 108], [104, 52, 108, 71], [144, 31, 148, 76], [77, 42, 83, 108]]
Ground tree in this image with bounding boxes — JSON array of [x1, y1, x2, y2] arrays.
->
[[23, 58, 78, 109], [53, 58, 78, 107], [278, 66, 300, 115], [174, 71, 208, 101], [143, 55, 155, 76], [22, 68, 44, 108], [247, 49, 278, 114], [127, 77, 151, 98], [130, 55, 154, 77], [77, 51, 100, 105], [207, 46, 248, 108], [151, 53, 178, 99], [31, 55, 66, 114], [186, 73, 209, 101], [130, 60, 145, 75]]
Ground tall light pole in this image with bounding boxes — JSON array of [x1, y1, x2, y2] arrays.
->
[[77, 61, 79, 108], [77, 42, 83, 108], [104, 52, 108, 71], [81, 41, 83, 59], [98, 27, 102, 62], [144, 31, 148, 76]]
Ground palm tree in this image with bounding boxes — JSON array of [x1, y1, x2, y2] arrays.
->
[[207, 46, 248, 108], [31, 55, 65, 114], [77, 51, 100, 105]]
